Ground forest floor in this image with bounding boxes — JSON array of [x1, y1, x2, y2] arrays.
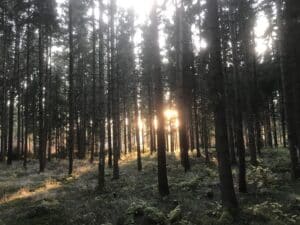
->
[[0, 148, 299, 225]]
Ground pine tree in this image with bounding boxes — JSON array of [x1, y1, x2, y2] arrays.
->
[[68, 0, 75, 175], [98, 0, 106, 189], [150, 1, 169, 196], [207, 0, 238, 210]]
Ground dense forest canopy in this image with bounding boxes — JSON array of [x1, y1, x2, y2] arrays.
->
[[0, 0, 300, 224]]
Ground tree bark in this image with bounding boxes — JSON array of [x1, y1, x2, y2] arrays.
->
[[151, 2, 169, 196], [98, 0, 106, 189], [207, 0, 238, 209], [176, 1, 190, 172], [279, 0, 300, 179], [110, 0, 119, 179], [68, 0, 75, 175]]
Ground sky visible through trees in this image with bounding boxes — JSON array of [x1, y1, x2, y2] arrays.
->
[[0, 0, 300, 224]]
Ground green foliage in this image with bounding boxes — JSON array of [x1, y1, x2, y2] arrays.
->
[[25, 199, 61, 219], [216, 210, 234, 225], [10, 199, 67, 225], [143, 207, 167, 224], [119, 202, 166, 225], [0, 149, 299, 225], [247, 165, 278, 189], [247, 201, 299, 225], [176, 176, 200, 191], [168, 205, 182, 223], [119, 203, 189, 225]]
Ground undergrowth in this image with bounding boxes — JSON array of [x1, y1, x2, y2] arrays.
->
[[0, 148, 299, 225]]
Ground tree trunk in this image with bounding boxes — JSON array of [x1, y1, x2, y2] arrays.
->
[[279, 0, 300, 179], [265, 106, 273, 148], [107, 23, 113, 167], [38, 19, 46, 172], [193, 87, 201, 157], [134, 74, 142, 171], [271, 98, 278, 148], [68, 0, 75, 175], [0, 5, 8, 162], [24, 21, 32, 168], [229, 0, 247, 192], [8, 20, 21, 165], [110, 0, 119, 179], [279, 88, 287, 148], [91, 0, 97, 163], [207, 0, 238, 209], [127, 109, 132, 153], [151, 2, 169, 196], [176, 2, 190, 172], [98, 0, 106, 189]]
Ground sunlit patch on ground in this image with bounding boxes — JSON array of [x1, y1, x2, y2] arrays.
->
[[0, 148, 299, 225], [0, 180, 61, 204]]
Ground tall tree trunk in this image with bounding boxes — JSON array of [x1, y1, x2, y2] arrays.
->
[[24, 21, 32, 168], [202, 114, 209, 163], [0, 5, 8, 162], [176, 1, 190, 172], [280, 90, 287, 147], [228, 119, 237, 165], [91, 0, 97, 163], [207, 0, 238, 209], [193, 87, 201, 157], [127, 109, 132, 153], [123, 104, 127, 155], [265, 106, 273, 148], [44, 35, 52, 163], [245, 42, 258, 166], [37, 22, 45, 171], [7, 90, 14, 165], [38, 16, 46, 172], [107, 23, 113, 167], [147, 83, 155, 154], [17, 97, 21, 159], [151, 2, 169, 196], [279, 0, 300, 179], [271, 98, 278, 148], [134, 84, 142, 171], [229, 0, 247, 192], [8, 20, 21, 165], [98, 0, 106, 189], [68, 0, 75, 175], [110, 0, 119, 179]]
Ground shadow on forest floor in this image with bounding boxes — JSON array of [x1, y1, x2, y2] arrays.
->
[[0, 148, 299, 225]]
